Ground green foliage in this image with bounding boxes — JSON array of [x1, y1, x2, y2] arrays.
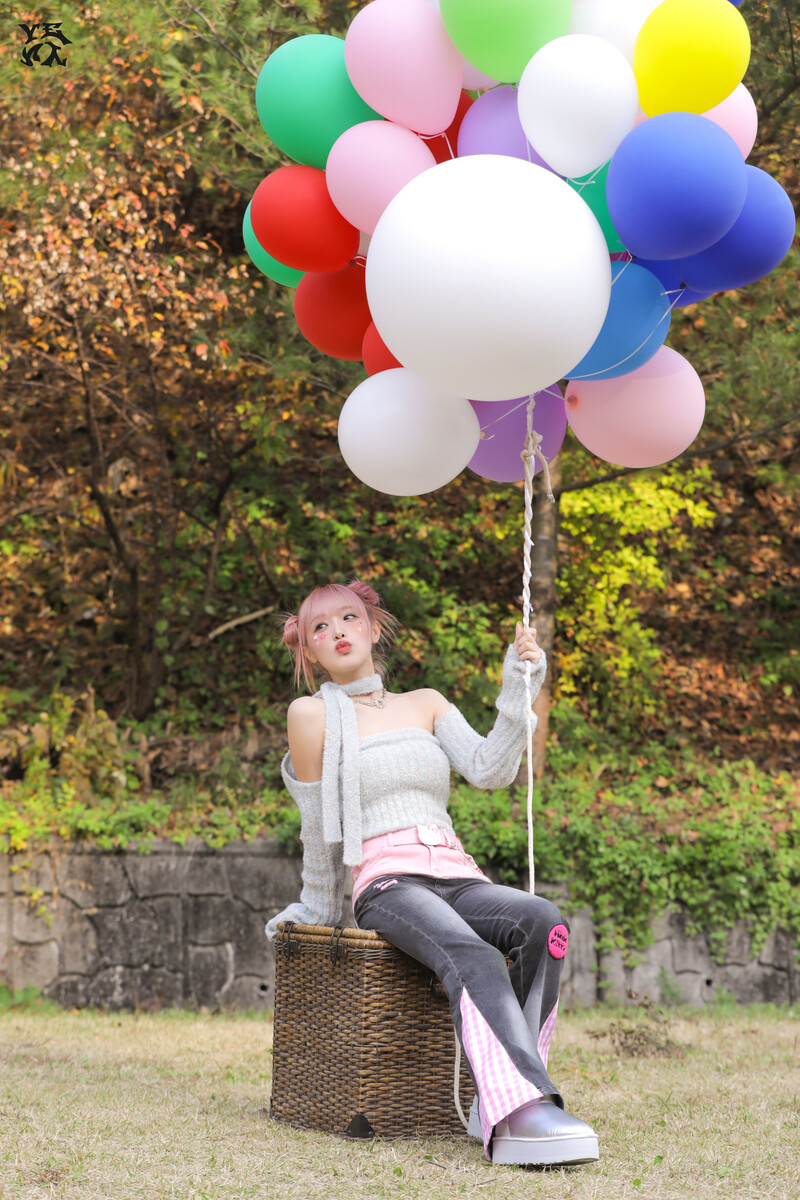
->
[[451, 700, 800, 960], [0, 688, 297, 852], [556, 467, 718, 729], [669, 245, 800, 447], [0, 985, 60, 1015]]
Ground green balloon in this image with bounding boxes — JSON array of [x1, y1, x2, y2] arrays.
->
[[568, 162, 625, 255], [256, 34, 382, 170], [440, 0, 572, 84], [242, 204, 304, 288]]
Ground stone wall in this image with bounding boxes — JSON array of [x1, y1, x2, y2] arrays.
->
[[1, 841, 797, 1010], [0, 839, 309, 1011]]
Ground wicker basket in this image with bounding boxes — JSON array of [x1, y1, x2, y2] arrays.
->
[[271, 923, 474, 1138]]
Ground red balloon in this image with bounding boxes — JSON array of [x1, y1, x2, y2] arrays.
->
[[250, 164, 359, 272], [294, 261, 372, 360], [421, 91, 474, 164], [362, 321, 403, 374]]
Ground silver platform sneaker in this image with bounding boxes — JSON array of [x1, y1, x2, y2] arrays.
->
[[469, 1097, 599, 1166]]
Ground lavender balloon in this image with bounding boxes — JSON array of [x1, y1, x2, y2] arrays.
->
[[468, 385, 566, 483], [457, 85, 555, 171]]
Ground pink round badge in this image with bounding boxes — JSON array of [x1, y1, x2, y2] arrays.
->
[[548, 924, 569, 959]]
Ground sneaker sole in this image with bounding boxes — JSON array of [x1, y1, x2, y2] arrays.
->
[[492, 1132, 599, 1167]]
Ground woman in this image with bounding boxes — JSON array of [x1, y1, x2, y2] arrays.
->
[[266, 579, 598, 1167]]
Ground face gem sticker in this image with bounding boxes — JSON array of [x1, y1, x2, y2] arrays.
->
[[312, 631, 327, 643]]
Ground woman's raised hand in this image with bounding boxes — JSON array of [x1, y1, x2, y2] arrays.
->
[[514, 622, 543, 665]]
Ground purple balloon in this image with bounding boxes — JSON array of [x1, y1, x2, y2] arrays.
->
[[468, 386, 566, 484], [457, 85, 555, 171]]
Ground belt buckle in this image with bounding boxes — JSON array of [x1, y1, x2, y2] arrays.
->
[[417, 824, 442, 847]]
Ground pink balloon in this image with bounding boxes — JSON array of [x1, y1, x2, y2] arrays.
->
[[422, 0, 498, 89], [703, 84, 758, 159], [327, 121, 437, 235], [565, 346, 705, 468], [462, 60, 499, 91], [344, 0, 463, 135]]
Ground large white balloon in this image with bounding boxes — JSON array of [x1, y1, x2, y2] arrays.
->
[[337, 369, 480, 495], [366, 155, 611, 402], [568, 0, 664, 63], [517, 35, 640, 179]]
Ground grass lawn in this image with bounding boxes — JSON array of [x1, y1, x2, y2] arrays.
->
[[1, 997, 799, 1200]]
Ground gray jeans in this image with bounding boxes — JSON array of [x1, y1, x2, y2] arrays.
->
[[354, 874, 568, 1106]]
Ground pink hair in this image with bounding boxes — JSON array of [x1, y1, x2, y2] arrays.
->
[[282, 580, 399, 691]]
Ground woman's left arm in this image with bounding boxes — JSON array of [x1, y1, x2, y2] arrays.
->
[[433, 624, 546, 789]]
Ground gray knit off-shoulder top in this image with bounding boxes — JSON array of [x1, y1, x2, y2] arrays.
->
[[264, 645, 546, 937]]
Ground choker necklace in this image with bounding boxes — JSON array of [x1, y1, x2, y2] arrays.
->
[[351, 688, 386, 709]]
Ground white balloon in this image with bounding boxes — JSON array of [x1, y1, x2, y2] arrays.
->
[[568, 0, 663, 63], [517, 35, 640, 179], [337, 369, 480, 495], [366, 155, 611, 402]]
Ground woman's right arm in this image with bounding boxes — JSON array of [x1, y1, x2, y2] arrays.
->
[[265, 695, 344, 938], [286, 696, 326, 781]]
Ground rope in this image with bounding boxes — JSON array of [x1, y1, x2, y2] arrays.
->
[[451, 396, 554, 1125], [453, 1032, 469, 1131], [520, 394, 552, 895]]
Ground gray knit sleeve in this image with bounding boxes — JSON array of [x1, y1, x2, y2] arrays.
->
[[264, 756, 345, 940], [433, 645, 547, 789]]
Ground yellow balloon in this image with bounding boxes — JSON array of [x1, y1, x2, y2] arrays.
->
[[634, 0, 751, 116]]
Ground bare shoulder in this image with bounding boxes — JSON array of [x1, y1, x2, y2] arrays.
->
[[287, 696, 326, 741], [287, 696, 325, 781], [287, 695, 325, 724], [409, 687, 452, 722]]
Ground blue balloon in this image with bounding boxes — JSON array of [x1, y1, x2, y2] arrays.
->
[[675, 166, 797, 293], [674, 287, 715, 308], [632, 256, 681, 296], [566, 262, 672, 381], [607, 113, 748, 260], [633, 257, 715, 307]]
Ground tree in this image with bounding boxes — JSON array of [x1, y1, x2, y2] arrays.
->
[[1, 0, 797, 782]]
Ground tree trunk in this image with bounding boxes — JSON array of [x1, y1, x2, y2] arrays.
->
[[520, 455, 561, 781]]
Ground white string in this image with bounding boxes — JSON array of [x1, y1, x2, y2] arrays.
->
[[419, 130, 456, 159], [453, 1032, 469, 1131], [568, 271, 687, 382], [451, 406, 554, 1125], [475, 384, 562, 443], [520, 395, 553, 896], [569, 164, 604, 194]]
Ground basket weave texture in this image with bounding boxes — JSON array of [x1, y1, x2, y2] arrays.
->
[[271, 923, 474, 1138]]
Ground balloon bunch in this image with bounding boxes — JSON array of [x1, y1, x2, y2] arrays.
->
[[246, 0, 796, 495]]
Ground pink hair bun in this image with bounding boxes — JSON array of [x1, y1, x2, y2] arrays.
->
[[282, 613, 300, 649], [347, 579, 381, 608]]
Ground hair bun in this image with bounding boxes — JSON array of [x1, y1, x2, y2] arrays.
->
[[282, 613, 300, 649], [347, 579, 381, 608]]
